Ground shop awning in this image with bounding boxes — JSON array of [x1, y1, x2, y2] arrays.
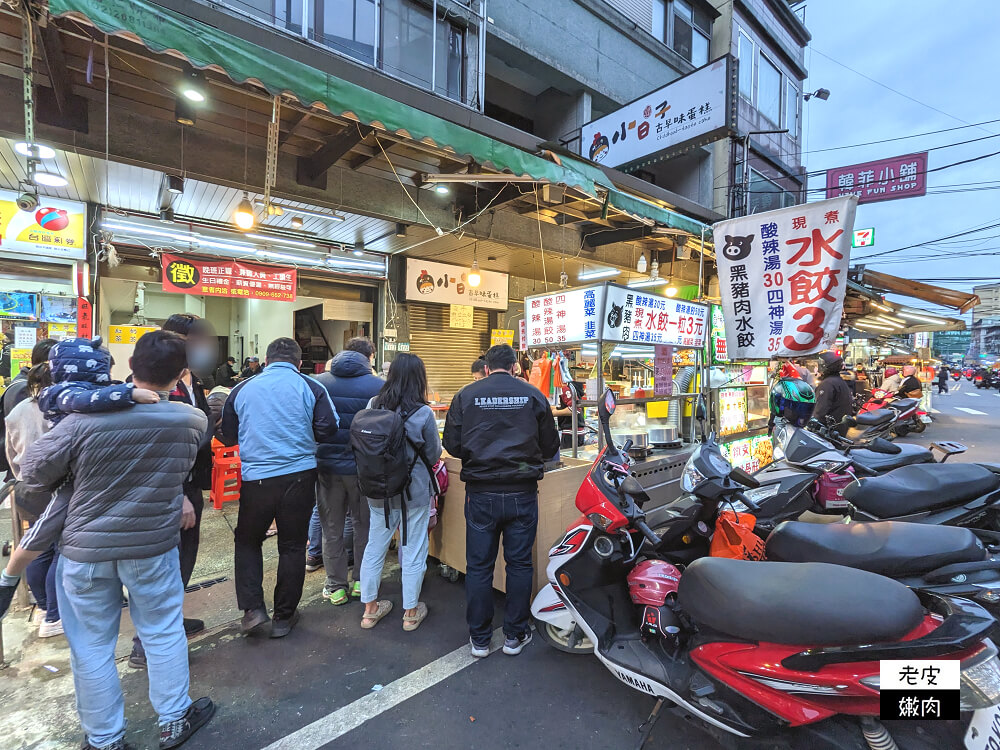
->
[[854, 268, 981, 314], [47, 0, 708, 236]]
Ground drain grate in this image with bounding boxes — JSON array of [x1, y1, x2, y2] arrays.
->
[[121, 576, 230, 608]]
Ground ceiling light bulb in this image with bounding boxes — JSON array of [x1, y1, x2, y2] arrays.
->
[[233, 194, 256, 230], [665, 286, 678, 297], [649, 258, 659, 280], [34, 170, 68, 187], [165, 175, 184, 195], [290, 216, 304, 229], [468, 259, 482, 288], [636, 252, 648, 273], [15, 142, 55, 159], [179, 70, 207, 103], [174, 98, 196, 126], [560, 270, 569, 288], [434, 184, 450, 195]]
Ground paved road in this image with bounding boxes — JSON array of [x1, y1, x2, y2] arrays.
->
[[4, 386, 998, 750]]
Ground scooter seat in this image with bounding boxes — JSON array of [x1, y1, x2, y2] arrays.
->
[[677, 557, 923, 646], [890, 398, 920, 411], [849, 443, 934, 472], [766, 520, 986, 577], [854, 409, 895, 426], [843, 463, 1000, 518]]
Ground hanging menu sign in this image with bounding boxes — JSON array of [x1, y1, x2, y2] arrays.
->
[[653, 345, 673, 396], [524, 286, 605, 347], [603, 285, 707, 348], [161, 253, 297, 301]]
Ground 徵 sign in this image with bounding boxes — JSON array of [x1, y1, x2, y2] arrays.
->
[[713, 196, 858, 359], [405, 258, 508, 310], [0, 189, 86, 260], [852, 228, 875, 248], [161, 253, 296, 301], [580, 56, 736, 170], [826, 153, 927, 205]]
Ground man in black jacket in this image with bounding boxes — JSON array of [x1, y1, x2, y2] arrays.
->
[[443, 344, 560, 658], [813, 351, 854, 425]]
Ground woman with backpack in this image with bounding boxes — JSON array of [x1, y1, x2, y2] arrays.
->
[[355, 353, 441, 632]]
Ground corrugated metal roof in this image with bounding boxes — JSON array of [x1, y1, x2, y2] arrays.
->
[[0, 137, 400, 248]]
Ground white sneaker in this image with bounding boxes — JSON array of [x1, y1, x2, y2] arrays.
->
[[32, 608, 47, 625], [469, 638, 490, 658], [38, 619, 64, 638]]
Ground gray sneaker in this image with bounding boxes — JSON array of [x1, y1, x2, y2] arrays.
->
[[502, 631, 532, 655], [469, 638, 490, 658]]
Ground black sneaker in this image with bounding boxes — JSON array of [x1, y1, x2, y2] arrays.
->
[[270, 611, 300, 639], [305, 556, 323, 572], [240, 607, 270, 636], [502, 631, 532, 655], [127, 643, 147, 670], [159, 697, 216, 749], [183, 618, 205, 637], [81, 738, 136, 750]]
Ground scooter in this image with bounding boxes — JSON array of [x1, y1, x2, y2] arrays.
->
[[858, 387, 929, 436], [531, 391, 1000, 750]]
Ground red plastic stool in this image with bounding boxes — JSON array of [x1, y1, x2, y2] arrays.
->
[[210, 438, 242, 510]]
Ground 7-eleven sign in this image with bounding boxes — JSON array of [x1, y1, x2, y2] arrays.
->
[[852, 228, 875, 247]]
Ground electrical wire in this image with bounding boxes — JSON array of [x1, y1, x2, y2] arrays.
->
[[371, 127, 436, 229], [855, 220, 1000, 261]]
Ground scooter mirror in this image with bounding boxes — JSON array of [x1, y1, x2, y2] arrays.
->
[[728, 466, 760, 489], [598, 388, 617, 420], [695, 396, 707, 422]]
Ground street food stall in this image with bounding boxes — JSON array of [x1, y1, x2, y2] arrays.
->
[[429, 282, 710, 592]]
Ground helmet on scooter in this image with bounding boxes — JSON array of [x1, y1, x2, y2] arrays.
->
[[627, 559, 681, 606], [769, 377, 816, 427]]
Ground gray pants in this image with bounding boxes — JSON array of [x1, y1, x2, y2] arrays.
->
[[316, 472, 370, 591]]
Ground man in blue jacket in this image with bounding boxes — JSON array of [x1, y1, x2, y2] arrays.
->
[[313, 337, 383, 604], [221, 337, 339, 638]]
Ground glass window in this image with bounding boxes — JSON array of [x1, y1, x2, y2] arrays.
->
[[749, 170, 791, 214], [670, 0, 711, 65], [691, 28, 709, 66], [785, 80, 799, 136], [737, 31, 754, 100], [758, 54, 782, 125], [315, 0, 376, 65], [382, 0, 434, 89], [435, 20, 464, 101], [672, 13, 694, 63], [652, 0, 666, 41]]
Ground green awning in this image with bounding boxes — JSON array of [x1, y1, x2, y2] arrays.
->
[[49, 0, 710, 234]]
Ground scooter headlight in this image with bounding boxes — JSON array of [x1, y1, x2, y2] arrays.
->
[[806, 459, 849, 473], [742, 485, 780, 505], [961, 640, 1000, 710], [681, 464, 706, 492]]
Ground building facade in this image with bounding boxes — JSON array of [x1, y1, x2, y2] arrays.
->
[[973, 282, 1000, 322]]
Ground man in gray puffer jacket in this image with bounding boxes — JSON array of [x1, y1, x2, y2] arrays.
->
[[17, 330, 215, 750]]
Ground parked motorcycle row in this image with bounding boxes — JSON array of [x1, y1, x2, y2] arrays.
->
[[974, 368, 1000, 390], [531, 389, 1000, 750], [854, 387, 930, 438]]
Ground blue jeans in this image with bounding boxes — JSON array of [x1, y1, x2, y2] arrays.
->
[[58, 551, 191, 747], [308, 504, 323, 558], [25, 543, 60, 622], [465, 490, 538, 645], [360, 501, 430, 610]]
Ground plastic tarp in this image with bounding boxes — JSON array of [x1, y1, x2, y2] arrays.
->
[[49, 0, 710, 235]]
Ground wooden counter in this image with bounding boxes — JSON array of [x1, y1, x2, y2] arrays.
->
[[428, 454, 592, 594]]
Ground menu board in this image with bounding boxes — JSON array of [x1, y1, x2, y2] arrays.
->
[[525, 286, 604, 348], [718, 387, 748, 436], [653, 345, 673, 396], [603, 285, 707, 348], [710, 304, 729, 364]]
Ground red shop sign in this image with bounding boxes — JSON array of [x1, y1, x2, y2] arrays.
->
[[76, 297, 93, 338], [825, 152, 927, 205], [160, 253, 297, 302]]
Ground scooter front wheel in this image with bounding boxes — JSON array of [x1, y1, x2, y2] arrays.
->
[[531, 616, 594, 654], [910, 418, 926, 433]]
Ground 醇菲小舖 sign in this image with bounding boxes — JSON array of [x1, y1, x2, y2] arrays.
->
[[580, 56, 736, 170], [0, 189, 86, 260], [405, 258, 508, 310], [713, 196, 858, 359], [160, 254, 296, 302], [826, 153, 927, 205]]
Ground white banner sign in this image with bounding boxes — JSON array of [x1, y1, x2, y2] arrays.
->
[[581, 57, 733, 169], [603, 285, 708, 348], [406, 258, 509, 310], [524, 286, 604, 348], [713, 196, 858, 359]]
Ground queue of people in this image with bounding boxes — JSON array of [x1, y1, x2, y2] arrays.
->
[[0, 328, 560, 750]]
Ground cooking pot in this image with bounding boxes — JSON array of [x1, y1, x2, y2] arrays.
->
[[612, 431, 649, 448], [647, 427, 678, 446]]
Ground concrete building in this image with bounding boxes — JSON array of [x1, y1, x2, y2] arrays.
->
[[973, 282, 1000, 322]]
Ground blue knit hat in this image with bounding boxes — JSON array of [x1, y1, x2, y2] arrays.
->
[[48, 337, 112, 385]]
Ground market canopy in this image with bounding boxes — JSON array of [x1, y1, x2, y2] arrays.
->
[[48, 0, 709, 237], [854, 268, 980, 314]]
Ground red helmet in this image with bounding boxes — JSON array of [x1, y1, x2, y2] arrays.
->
[[627, 560, 681, 606], [884, 366, 898, 376]]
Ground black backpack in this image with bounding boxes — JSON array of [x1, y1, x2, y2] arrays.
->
[[350, 403, 429, 545]]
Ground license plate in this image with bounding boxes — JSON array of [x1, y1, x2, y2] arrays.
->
[[965, 705, 1000, 749]]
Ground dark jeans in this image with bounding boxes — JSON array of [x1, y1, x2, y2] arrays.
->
[[938, 382, 948, 394], [234, 468, 317, 620], [25, 543, 59, 622], [465, 489, 538, 644], [179, 483, 204, 588], [316, 472, 370, 590]]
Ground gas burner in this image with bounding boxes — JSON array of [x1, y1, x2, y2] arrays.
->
[[628, 445, 653, 460]]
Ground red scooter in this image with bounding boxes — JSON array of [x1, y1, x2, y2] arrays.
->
[[531, 390, 1000, 750], [859, 387, 929, 436]]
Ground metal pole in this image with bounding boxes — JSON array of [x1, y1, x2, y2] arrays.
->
[[570, 381, 578, 459], [698, 226, 706, 299], [742, 132, 751, 217], [597, 342, 605, 452], [301, 0, 310, 38], [431, 0, 437, 96], [477, 0, 486, 110]]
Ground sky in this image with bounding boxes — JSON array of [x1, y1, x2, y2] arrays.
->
[[799, 0, 1000, 318]]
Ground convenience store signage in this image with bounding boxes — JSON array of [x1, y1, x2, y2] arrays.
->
[[406, 258, 508, 310], [0, 189, 86, 260], [603, 285, 707, 348], [161, 253, 296, 302]]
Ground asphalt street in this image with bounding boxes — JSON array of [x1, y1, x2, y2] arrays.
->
[[3, 381, 997, 750]]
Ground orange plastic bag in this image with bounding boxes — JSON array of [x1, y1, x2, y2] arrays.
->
[[529, 356, 552, 394], [552, 354, 564, 390], [709, 510, 765, 561]]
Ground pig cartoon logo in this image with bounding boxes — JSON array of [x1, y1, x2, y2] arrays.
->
[[722, 234, 755, 262], [606, 302, 624, 329]]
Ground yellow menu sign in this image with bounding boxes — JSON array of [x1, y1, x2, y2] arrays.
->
[[0, 189, 86, 260], [109, 325, 159, 344]]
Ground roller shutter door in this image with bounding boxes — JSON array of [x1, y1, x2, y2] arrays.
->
[[407, 302, 490, 401]]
